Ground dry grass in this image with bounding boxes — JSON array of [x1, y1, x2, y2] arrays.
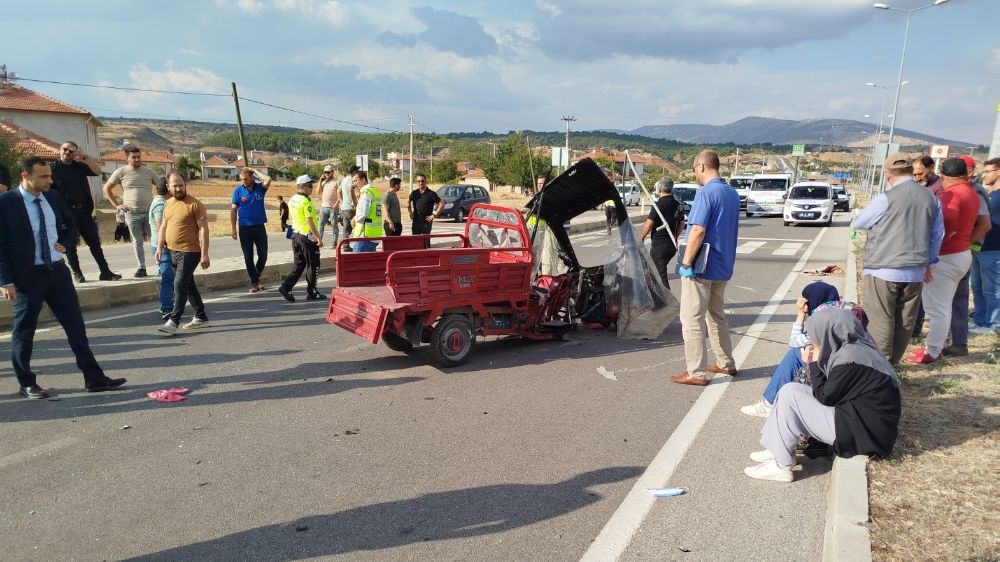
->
[[867, 333, 1000, 562]]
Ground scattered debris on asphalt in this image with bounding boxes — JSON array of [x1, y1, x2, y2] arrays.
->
[[119, 425, 131, 431], [597, 366, 617, 381], [649, 487, 687, 498], [147, 387, 190, 403]]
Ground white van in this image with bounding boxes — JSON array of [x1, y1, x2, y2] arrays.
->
[[783, 182, 834, 226], [745, 173, 792, 218], [728, 175, 754, 210]]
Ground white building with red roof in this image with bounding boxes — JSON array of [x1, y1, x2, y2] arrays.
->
[[0, 74, 103, 196]]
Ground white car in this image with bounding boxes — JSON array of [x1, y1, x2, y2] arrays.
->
[[745, 173, 792, 217], [618, 183, 641, 206], [783, 182, 834, 226], [728, 175, 753, 210]]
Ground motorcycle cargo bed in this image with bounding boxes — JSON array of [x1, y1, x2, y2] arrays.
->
[[326, 286, 412, 343]]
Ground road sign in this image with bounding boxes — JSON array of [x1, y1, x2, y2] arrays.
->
[[355, 154, 369, 172], [551, 146, 569, 167], [874, 142, 900, 164], [792, 144, 805, 156], [929, 145, 950, 159], [833, 172, 851, 180]]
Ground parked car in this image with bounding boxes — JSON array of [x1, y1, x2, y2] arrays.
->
[[672, 183, 699, 220], [437, 184, 491, 222], [728, 175, 754, 210], [783, 182, 834, 226], [833, 187, 851, 211], [746, 173, 792, 217]]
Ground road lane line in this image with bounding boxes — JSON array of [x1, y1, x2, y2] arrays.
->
[[772, 242, 803, 256], [737, 237, 812, 242], [0, 437, 80, 470], [581, 226, 829, 562], [735, 240, 766, 254], [0, 273, 340, 341]]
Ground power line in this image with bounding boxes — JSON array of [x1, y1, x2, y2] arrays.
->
[[12, 76, 406, 133], [14, 77, 229, 97]]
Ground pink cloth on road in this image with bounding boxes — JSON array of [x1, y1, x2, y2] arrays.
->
[[147, 387, 190, 403]]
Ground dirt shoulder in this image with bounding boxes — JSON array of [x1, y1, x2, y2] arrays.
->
[[853, 231, 1000, 561]]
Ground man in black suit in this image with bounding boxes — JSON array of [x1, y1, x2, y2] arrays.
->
[[0, 156, 126, 399]]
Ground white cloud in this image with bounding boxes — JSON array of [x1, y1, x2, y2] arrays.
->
[[536, 0, 561, 17], [103, 64, 227, 110], [215, 0, 345, 25], [327, 44, 477, 83], [657, 102, 696, 119]]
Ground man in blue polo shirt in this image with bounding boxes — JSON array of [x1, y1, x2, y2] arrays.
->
[[672, 149, 741, 386], [230, 167, 273, 293]]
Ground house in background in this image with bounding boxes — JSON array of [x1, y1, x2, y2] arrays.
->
[[0, 77, 103, 198], [0, 120, 61, 161], [200, 153, 268, 180], [100, 148, 175, 177]]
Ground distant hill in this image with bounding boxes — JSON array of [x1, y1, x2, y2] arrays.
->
[[631, 117, 970, 147], [97, 118, 305, 154]]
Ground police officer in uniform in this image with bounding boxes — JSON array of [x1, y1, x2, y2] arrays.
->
[[278, 175, 324, 302]]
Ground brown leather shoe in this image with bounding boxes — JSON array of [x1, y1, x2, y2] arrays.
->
[[707, 365, 738, 376], [671, 372, 709, 386]]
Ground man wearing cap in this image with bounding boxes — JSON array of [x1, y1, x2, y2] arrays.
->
[[51, 141, 122, 283], [102, 146, 159, 278], [904, 157, 981, 364], [278, 175, 324, 302], [944, 154, 992, 355], [852, 152, 943, 364], [335, 165, 359, 251], [230, 168, 273, 293], [350, 171, 382, 252], [912, 155, 943, 197], [317, 165, 338, 246], [970, 158, 1000, 333]]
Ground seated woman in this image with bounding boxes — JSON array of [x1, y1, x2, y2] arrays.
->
[[740, 281, 840, 418], [744, 307, 902, 482]]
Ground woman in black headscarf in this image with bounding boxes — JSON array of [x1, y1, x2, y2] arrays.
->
[[745, 307, 901, 482], [740, 281, 841, 418]]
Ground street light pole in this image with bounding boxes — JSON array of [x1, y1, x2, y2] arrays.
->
[[866, 81, 907, 194], [561, 116, 576, 173], [874, 0, 950, 147]]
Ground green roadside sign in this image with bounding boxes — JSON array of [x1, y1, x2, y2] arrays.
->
[[792, 144, 805, 156]]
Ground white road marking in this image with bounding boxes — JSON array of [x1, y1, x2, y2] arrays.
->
[[0, 273, 340, 341], [772, 242, 804, 256], [735, 240, 766, 254], [738, 237, 812, 242], [0, 437, 80, 470], [581, 226, 829, 562]]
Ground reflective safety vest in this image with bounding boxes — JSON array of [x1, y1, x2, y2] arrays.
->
[[351, 186, 383, 238]]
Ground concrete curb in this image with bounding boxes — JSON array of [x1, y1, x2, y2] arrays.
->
[[822, 224, 873, 562], [0, 212, 646, 331]]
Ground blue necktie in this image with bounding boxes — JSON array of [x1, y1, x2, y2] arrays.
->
[[34, 198, 53, 268]]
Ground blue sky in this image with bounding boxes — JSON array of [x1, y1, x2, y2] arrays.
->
[[5, 0, 998, 144]]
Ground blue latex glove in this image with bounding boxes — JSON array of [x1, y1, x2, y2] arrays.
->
[[678, 265, 695, 278]]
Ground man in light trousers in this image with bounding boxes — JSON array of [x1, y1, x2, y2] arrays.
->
[[671, 150, 740, 386]]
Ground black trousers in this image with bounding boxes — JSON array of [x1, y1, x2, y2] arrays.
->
[[411, 220, 432, 235], [10, 261, 105, 387], [169, 251, 206, 324], [65, 208, 113, 276], [283, 233, 320, 295], [238, 224, 268, 284], [605, 206, 616, 233], [384, 221, 402, 236], [650, 243, 676, 290]]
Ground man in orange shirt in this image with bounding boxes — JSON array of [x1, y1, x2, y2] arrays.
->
[[155, 172, 211, 335], [906, 158, 981, 363]]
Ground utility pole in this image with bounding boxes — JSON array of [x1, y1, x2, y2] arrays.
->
[[408, 114, 415, 193], [429, 145, 434, 182], [230, 82, 250, 167], [733, 147, 740, 176], [561, 116, 576, 173]]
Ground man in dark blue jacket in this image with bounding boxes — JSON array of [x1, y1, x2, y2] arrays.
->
[[0, 156, 125, 399]]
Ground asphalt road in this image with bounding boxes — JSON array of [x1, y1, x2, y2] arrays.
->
[[0, 210, 853, 561]]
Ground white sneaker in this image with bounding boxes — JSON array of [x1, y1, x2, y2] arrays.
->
[[749, 449, 774, 463], [158, 320, 178, 335], [744, 459, 793, 482], [740, 399, 773, 418], [969, 324, 997, 335], [182, 317, 211, 330]]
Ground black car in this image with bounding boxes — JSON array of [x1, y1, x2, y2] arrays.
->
[[437, 184, 491, 222]]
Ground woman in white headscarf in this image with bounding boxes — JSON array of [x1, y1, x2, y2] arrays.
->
[[745, 307, 901, 482]]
